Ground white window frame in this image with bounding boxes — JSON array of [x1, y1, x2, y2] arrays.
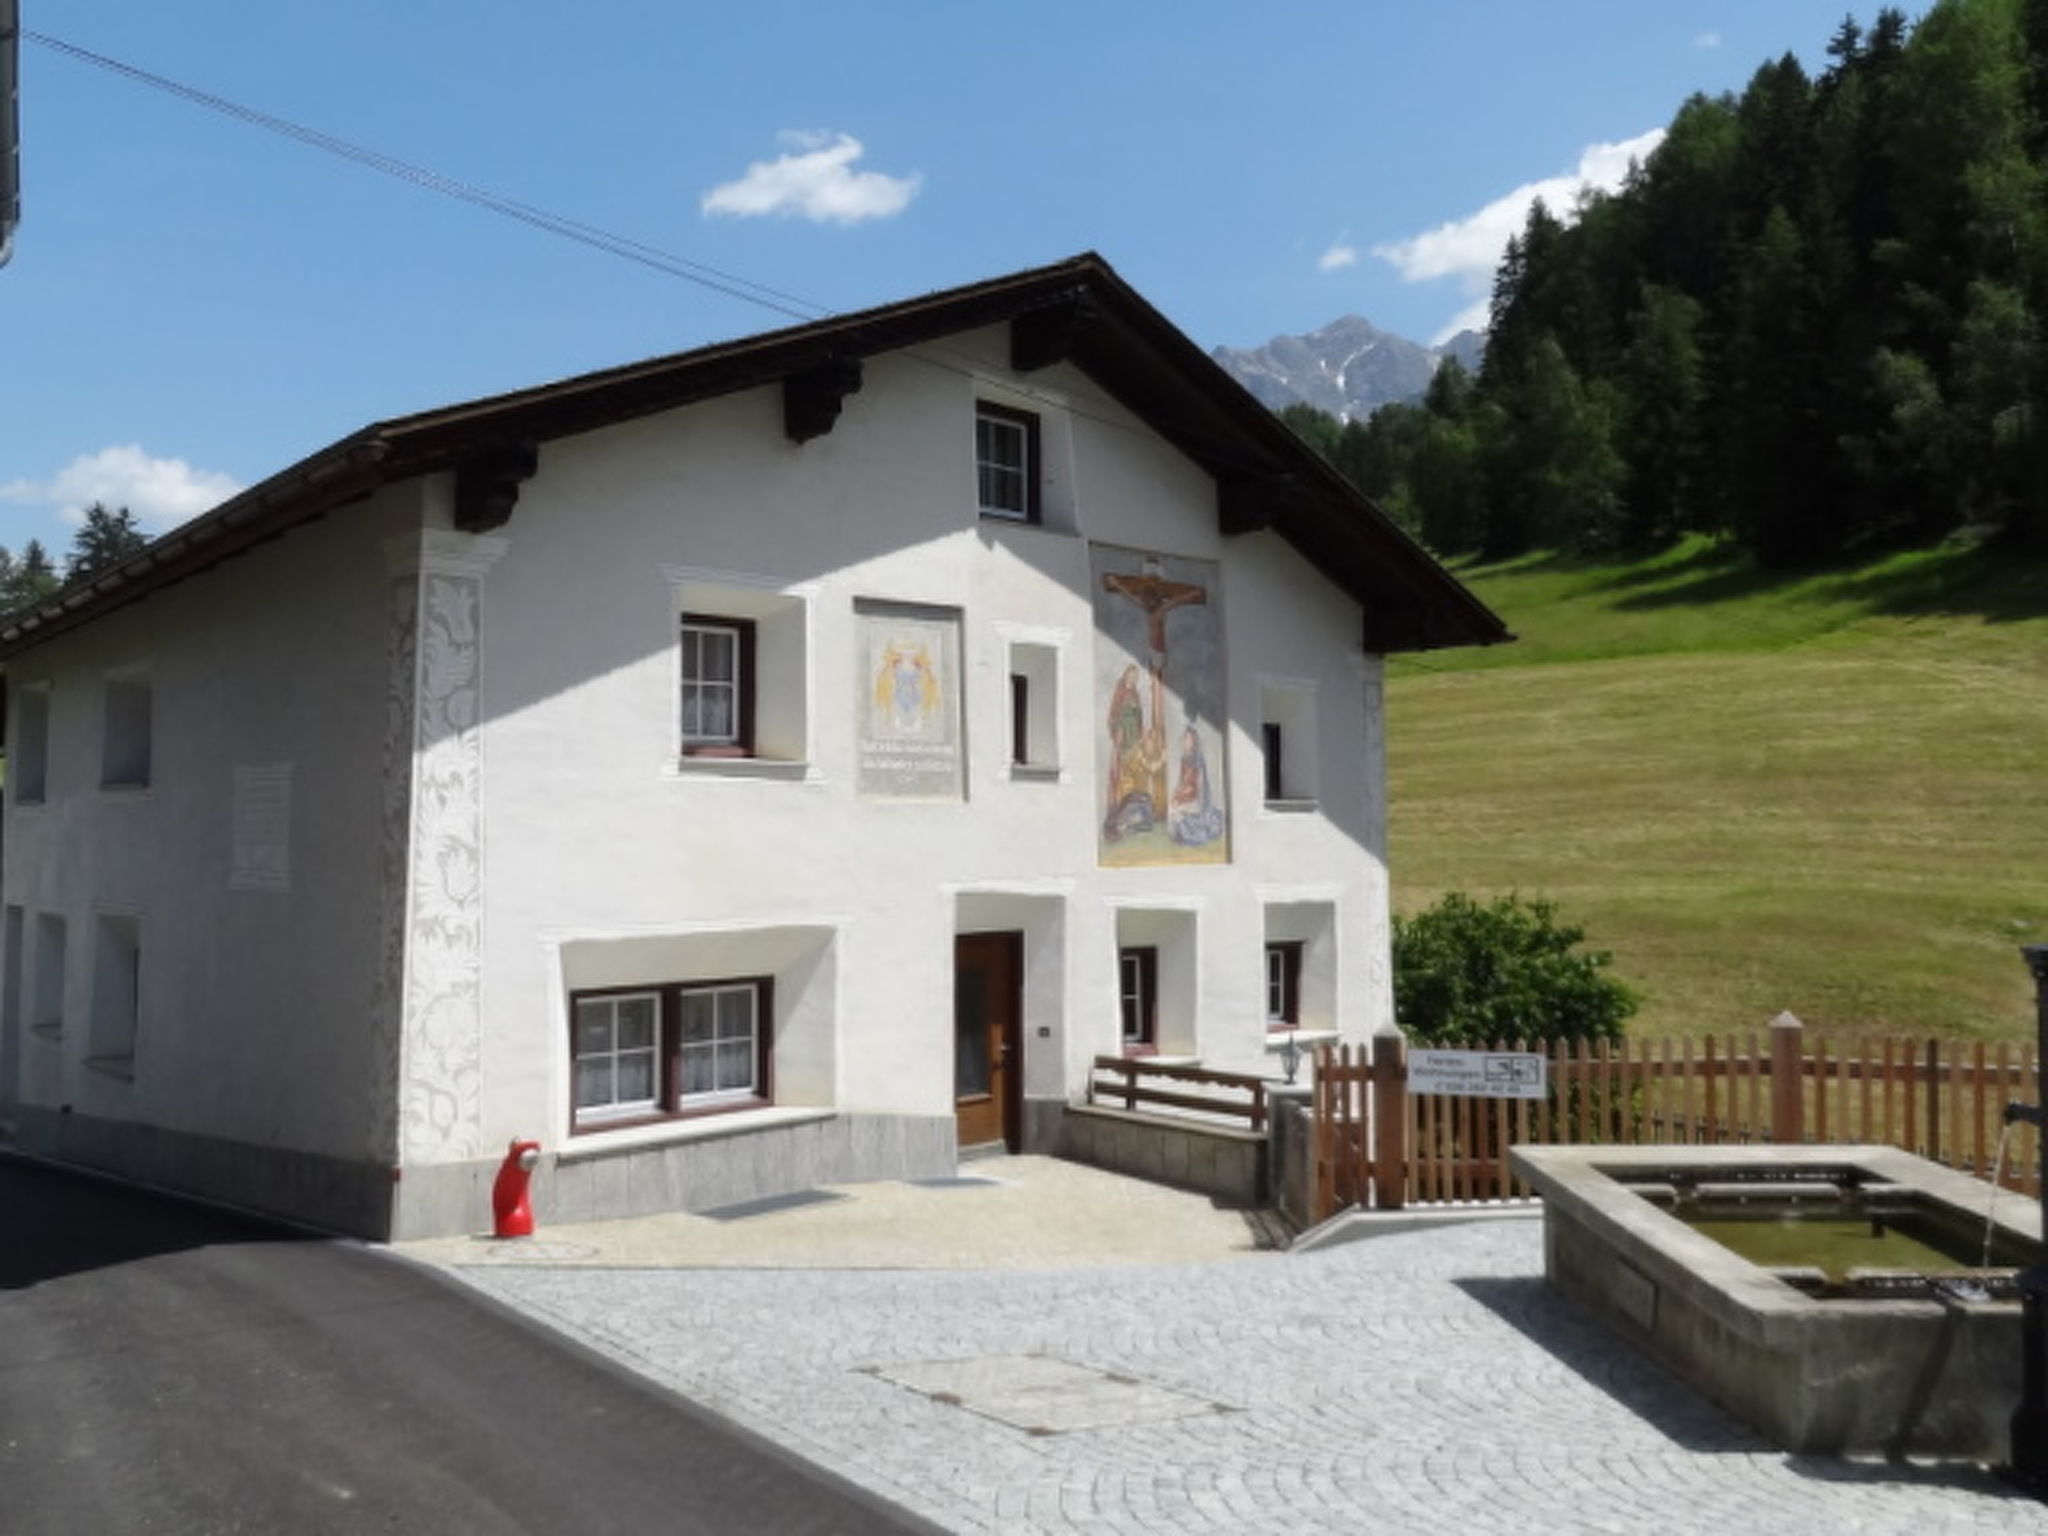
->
[[1265, 941, 1303, 1027], [975, 402, 1038, 522], [1118, 946, 1157, 1051], [679, 616, 750, 755], [662, 568, 817, 777], [568, 975, 774, 1134], [571, 990, 663, 1127], [677, 981, 763, 1106]]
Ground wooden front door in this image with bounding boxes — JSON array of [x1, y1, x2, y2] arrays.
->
[[953, 932, 1022, 1151]]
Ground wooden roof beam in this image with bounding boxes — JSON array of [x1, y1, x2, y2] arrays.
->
[[454, 441, 540, 533], [1011, 292, 1097, 373], [782, 355, 864, 444], [1218, 474, 1294, 536]]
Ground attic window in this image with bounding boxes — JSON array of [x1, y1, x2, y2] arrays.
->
[[976, 403, 1040, 523]]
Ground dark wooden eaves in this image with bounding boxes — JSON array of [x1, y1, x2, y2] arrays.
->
[[0, 252, 1508, 661]]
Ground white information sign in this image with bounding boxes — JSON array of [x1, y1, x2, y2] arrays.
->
[[1407, 1048, 1547, 1100]]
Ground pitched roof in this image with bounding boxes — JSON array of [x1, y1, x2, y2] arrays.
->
[[0, 253, 1508, 658]]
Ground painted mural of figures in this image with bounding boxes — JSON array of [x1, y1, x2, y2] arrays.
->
[[874, 638, 941, 735], [1093, 548, 1229, 865], [1102, 663, 1167, 840], [1168, 711, 1225, 847]]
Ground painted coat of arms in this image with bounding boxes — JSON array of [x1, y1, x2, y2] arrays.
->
[[856, 601, 963, 799]]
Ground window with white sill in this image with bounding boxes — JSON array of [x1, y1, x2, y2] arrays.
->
[[666, 572, 811, 770], [570, 976, 773, 1132], [1259, 680, 1319, 806], [1006, 640, 1059, 774]]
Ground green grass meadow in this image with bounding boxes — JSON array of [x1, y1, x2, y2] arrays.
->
[[1386, 538, 2048, 1044]]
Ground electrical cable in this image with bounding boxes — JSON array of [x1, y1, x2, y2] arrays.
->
[[24, 31, 1148, 426], [23, 31, 1385, 519], [24, 28, 829, 325]]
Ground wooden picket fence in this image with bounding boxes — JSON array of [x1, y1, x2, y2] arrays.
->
[[1310, 1017, 2042, 1223]]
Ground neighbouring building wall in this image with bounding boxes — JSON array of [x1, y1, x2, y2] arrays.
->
[[1, 488, 421, 1232]]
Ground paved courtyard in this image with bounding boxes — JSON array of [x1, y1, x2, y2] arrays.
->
[[426, 1162, 2048, 1535]]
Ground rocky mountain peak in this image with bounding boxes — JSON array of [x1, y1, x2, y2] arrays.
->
[[1213, 318, 1484, 422]]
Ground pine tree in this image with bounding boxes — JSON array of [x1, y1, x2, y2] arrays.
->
[[1616, 286, 1707, 547], [4, 540, 60, 611], [1717, 208, 1841, 564], [67, 503, 148, 580]]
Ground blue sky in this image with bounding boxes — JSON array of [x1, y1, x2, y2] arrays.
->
[[0, 2, 1867, 557]]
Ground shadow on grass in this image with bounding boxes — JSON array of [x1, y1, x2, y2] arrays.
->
[[1601, 543, 2048, 625], [1450, 540, 1761, 601], [1456, 1273, 2035, 1500]]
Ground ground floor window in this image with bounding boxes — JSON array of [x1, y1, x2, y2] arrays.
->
[[570, 976, 772, 1130], [1265, 941, 1303, 1027], [1118, 946, 1157, 1053]]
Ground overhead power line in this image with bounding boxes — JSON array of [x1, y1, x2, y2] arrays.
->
[[21, 31, 1208, 467], [25, 28, 828, 323], [2, 0, 20, 265]]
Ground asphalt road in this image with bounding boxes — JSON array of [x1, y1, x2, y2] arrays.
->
[[0, 1156, 939, 1535]]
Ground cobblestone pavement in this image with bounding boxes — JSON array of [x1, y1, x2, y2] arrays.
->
[[451, 1219, 2048, 1536]]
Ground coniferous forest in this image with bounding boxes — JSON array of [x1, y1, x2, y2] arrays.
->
[[1292, 0, 2048, 568]]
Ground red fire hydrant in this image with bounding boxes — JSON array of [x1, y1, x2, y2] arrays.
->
[[492, 1138, 541, 1238]]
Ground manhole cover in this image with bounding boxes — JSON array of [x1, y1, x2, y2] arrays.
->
[[869, 1354, 1231, 1435]]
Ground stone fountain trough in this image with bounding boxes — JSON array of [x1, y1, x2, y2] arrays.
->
[[1511, 1142, 2041, 1459]]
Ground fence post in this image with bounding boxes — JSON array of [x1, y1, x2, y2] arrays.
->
[[1924, 1038, 1942, 1164], [1311, 1045, 1333, 1223], [1370, 1025, 1407, 1211], [1770, 1012, 1805, 1143]]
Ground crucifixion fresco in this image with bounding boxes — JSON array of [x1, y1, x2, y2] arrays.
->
[[1092, 546, 1228, 867]]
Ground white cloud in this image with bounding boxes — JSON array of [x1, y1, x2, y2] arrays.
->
[[1372, 129, 1665, 341], [1317, 240, 1359, 273], [701, 132, 921, 225], [1694, 32, 1722, 50], [0, 444, 242, 534]]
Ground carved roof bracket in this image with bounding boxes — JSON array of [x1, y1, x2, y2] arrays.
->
[[782, 355, 865, 443], [1010, 290, 1098, 373], [1218, 474, 1291, 535], [454, 441, 540, 533]]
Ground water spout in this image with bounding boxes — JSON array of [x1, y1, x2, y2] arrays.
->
[[2006, 943, 2048, 1492]]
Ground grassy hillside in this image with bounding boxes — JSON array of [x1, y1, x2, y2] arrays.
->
[[1386, 538, 2048, 1044]]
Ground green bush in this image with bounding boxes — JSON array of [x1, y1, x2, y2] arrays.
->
[[1392, 892, 1637, 1047]]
